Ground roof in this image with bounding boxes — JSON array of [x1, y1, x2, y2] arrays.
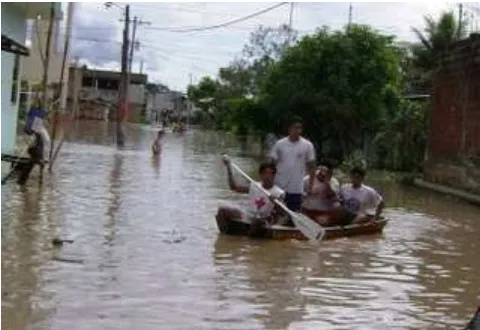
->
[[72, 67, 148, 85]]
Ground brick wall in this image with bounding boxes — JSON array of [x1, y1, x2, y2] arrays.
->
[[424, 34, 480, 194], [428, 33, 480, 158]]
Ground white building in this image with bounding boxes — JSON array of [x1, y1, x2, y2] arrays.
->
[[68, 66, 148, 122], [1, 2, 63, 154], [146, 84, 199, 124]]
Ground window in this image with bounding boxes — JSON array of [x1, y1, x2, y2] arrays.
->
[[11, 54, 20, 103], [82, 77, 93, 87]]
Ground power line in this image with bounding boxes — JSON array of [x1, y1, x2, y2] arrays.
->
[[145, 2, 288, 33], [67, 36, 229, 69]]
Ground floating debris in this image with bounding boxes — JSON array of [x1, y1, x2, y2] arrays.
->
[[52, 238, 74, 246], [52, 256, 84, 264]]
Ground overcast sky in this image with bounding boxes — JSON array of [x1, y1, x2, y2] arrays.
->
[[70, 2, 464, 92]]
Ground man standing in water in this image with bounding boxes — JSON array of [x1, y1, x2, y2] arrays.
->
[[269, 116, 316, 218]]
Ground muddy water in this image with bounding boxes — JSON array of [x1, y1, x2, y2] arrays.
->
[[2, 121, 479, 330]]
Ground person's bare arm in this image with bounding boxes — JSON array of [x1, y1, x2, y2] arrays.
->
[[271, 193, 285, 216], [375, 200, 385, 218], [306, 142, 316, 193], [324, 181, 337, 200], [370, 189, 384, 218], [224, 162, 249, 194], [269, 142, 279, 165]]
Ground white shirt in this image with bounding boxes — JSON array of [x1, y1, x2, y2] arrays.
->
[[270, 137, 315, 194], [330, 177, 340, 195], [340, 184, 383, 216], [247, 182, 284, 218], [32, 118, 50, 161]]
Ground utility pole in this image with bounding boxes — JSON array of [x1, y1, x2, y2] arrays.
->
[[288, 2, 294, 29], [127, 17, 150, 75], [124, 16, 150, 139], [50, 58, 81, 168], [140, 59, 144, 74], [42, 2, 55, 110], [288, 2, 294, 45], [348, 2, 353, 30], [49, 2, 74, 170], [187, 73, 193, 128], [128, 16, 138, 74], [117, 4, 130, 147], [457, 3, 463, 40]]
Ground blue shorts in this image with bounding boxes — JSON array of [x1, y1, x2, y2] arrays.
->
[[284, 193, 303, 212]]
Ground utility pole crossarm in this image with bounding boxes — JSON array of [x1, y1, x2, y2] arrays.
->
[[127, 17, 151, 74]]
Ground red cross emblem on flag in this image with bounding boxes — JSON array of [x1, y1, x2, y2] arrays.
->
[[254, 197, 266, 210]]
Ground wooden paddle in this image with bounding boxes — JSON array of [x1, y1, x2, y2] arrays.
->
[[223, 155, 325, 241]]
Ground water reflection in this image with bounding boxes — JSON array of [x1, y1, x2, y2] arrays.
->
[[105, 153, 123, 246], [213, 236, 310, 329], [151, 155, 161, 178], [1, 121, 479, 330], [1, 186, 55, 329]]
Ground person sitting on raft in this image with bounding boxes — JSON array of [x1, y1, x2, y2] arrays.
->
[[334, 166, 384, 226], [217, 158, 285, 228], [301, 164, 340, 226], [152, 130, 165, 155]]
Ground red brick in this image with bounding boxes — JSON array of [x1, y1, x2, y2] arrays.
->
[[429, 35, 480, 158]]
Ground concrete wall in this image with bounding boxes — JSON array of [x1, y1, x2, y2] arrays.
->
[[22, 20, 64, 84], [424, 34, 480, 194], [22, 4, 73, 110], [1, 3, 27, 154], [66, 66, 147, 123]]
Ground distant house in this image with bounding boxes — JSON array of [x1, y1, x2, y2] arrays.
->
[[145, 83, 171, 123], [1, 2, 62, 154], [68, 66, 148, 122], [145, 85, 198, 124]]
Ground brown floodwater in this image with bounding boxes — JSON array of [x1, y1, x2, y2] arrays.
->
[[2, 121, 479, 330]]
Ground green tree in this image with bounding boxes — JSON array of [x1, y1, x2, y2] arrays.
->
[[187, 76, 221, 112], [189, 25, 297, 131], [218, 24, 297, 98], [242, 24, 297, 96], [374, 100, 428, 171], [411, 11, 467, 76], [261, 25, 403, 159]]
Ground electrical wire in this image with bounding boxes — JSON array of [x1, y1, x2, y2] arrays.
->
[[145, 2, 288, 33]]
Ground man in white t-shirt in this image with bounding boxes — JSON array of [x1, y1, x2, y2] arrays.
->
[[216, 158, 285, 232], [269, 117, 316, 217], [336, 167, 384, 226]]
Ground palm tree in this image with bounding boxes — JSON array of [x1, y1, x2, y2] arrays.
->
[[411, 11, 467, 74]]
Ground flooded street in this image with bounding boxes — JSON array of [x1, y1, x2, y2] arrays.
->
[[2, 121, 479, 330]]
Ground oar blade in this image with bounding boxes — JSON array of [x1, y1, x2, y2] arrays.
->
[[291, 212, 325, 241]]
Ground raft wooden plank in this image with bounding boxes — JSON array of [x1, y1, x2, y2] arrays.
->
[[216, 215, 388, 241]]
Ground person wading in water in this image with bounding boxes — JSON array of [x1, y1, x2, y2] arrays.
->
[[152, 130, 165, 155]]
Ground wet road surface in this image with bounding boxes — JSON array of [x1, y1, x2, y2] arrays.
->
[[2, 121, 479, 329]]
